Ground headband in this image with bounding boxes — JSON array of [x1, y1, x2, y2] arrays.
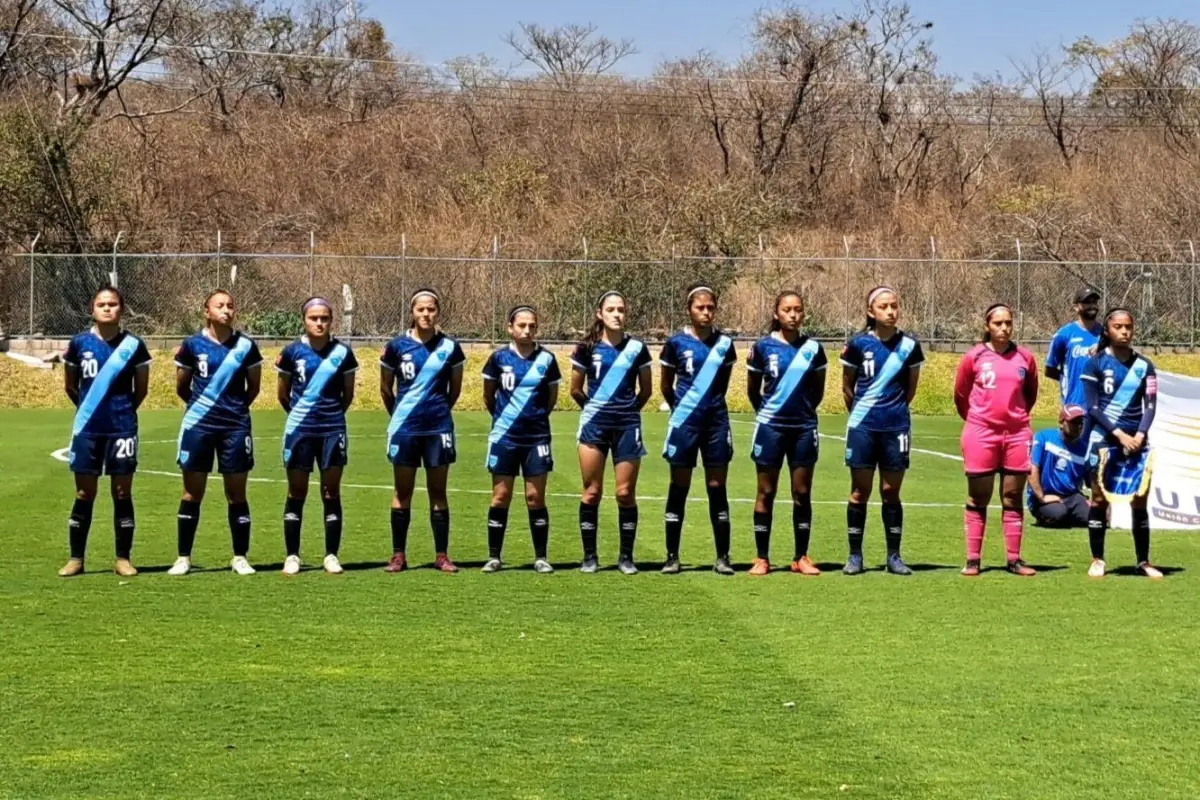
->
[[687, 286, 716, 302], [597, 290, 625, 307], [508, 305, 536, 323], [302, 297, 331, 315], [867, 286, 897, 307], [410, 289, 440, 308], [1104, 307, 1134, 325], [984, 303, 1012, 321]]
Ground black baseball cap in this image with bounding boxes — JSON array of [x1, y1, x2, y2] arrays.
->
[[1075, 287, 1101, 303]]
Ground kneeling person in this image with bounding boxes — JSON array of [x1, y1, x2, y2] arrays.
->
[[1027, 406, 1090, 529]]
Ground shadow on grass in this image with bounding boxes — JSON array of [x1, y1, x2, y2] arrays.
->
[[980, 564, 1070, 574], [1110, 564, 1185, 577]]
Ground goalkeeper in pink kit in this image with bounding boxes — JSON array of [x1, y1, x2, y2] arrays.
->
[[954, 304, 1040, 576]]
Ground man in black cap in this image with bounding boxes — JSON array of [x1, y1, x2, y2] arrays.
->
[[1026, 405, 1091, 528], [1044, 287, 1102, 408]]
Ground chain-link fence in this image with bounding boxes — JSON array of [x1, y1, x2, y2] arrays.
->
[[2, 247, 1198, 346]]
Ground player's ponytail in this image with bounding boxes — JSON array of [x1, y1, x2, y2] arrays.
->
[[769, 290, 803, 332]]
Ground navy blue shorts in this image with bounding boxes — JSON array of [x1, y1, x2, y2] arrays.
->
[[578, 421, 645, 464], [751, 424, 819, 470], [178, 426, 254, 475], [69, 433, 138, 476], [488, 437, 554, 477], [388, 431, 457, 469], [664, 424, 733, 469], [844, 427, 911, 472], [284, 430, 348, 472]]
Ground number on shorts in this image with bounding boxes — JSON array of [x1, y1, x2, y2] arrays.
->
[[980, 367, 996, 389], [338, 433, 347, 451], [244, 435, 253, 455], [537, 444, 551, 458], [82, 358, 99, 379], [115, 436, 137, 459], [897, 432, 910, 454], [502, 372, 516, 392], [441, 433, 454, 450], [634, 427, 641, 445], [401, 361, 416, 381]]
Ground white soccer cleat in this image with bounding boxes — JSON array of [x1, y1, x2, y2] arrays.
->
[[1087, 558, 1107, 578], [230, 556, 256, 576], [282, 555, 302, 576], [167, 556, 191, 576], [323, 554, 344, 575], [533, 558, 554, 574], [1137, 561, 1164, 580]]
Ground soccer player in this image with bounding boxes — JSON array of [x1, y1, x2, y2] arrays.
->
[[746, 290, 828, 576], [1081, 308, 1162, 579], [840, 286, 924, 576], [1027, 406, 1091, 529], [570, 290, 653, 574], [480, 305, 561, 574], [659, 285, 737, 575], [276, 297, 358, 576], [954, 304, 1039, 576], [170, 289, 263, 576], [1045, 287, 1102, 407], [59, 287, 152, 577], [380, 288, 466, 574]]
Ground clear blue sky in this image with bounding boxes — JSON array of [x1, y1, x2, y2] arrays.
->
[[369, 0, 1196, 80]]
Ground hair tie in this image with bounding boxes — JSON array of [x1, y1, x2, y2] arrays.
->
[[867, 286, 897, 307], [508, 305, 536, 323], [302, 297, 331, 315]]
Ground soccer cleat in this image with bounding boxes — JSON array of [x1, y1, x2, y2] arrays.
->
[[790, 555, 820, 576], [1087, 558, 1107, 578], [323, 554, 344, 575], [481, 557, 503, 574], [1007, 559, 1036, 577], [114, 558, 138, 577], [533, 558, 554, 574], [58, 558, 84, 577], [661, 556, 682, 575], [384, 552, 408, 573], [1137, 561, 1164, 580], [282, 555, 302, 576], [714, 555, 735, 576], [842, 554, 865, 575], [434, 553, 458, 574], [961, 559, 981, 577], [885, 553, 912, 576], [617, 555, 638, 575], [748, 558, 770, 576], [230, 556, 256, 576], [579, 554, 599, 574], [167, 556, 192, 576]]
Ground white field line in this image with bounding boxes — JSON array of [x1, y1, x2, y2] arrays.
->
[[728, 419, 964, 463]]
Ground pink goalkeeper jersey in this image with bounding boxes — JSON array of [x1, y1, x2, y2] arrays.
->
[[954, 343, 1039, 432]]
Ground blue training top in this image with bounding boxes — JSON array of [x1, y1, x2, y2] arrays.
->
[[1027, 427, 1090, 506], [1045, 320, 1102, 408]]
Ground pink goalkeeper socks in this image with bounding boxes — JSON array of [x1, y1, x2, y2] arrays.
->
[[964, 506, 986, 561], [1003, 509, 1024, 562]]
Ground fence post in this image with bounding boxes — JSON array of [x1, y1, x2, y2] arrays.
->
[[842, 236, 851, 339], [927, 236, 937, 340], [216, 229, 222, 289], [1015, 238, 1024, 341], [1098, 239, 1108, 308], [582, 236, 589, 333], [399, 233, 407, 321], [28, 232, 40, 336], [1189, 240, 1197, 350], [758, 233, 766, 332], [491, 235, 499, 346], [110, 231, 124, 288]]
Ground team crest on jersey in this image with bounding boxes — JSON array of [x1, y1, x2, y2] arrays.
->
[[1018, 368, 1026, 378], [1056, 457, 1067, 470]]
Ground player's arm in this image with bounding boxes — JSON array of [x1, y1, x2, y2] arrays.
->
[[1044, 332, 1064, 380], [276, 372, 292, 413], [635, 362, 653, 411], [808, 363, 828, 409], [1028, 461, 1048, 504], [953, 354, 973, 421], [545, 381, 560, 415], [904, 343, 924, 405], [132, 364, 150, 411], [379, 364, 395, 415], [841, 366, 857, 412], [340, 371, 355, 411], [482, 375, 498, 416], [245, 364, 262, 405], [569, 367, 588, 408], [1132, 366, 1157, 451], [63, 363, 80, 407], [447, 364, 464, 410], [175, 366, 193, 404], [1023, 354, 1040, 411], [660, 364, 676, 409], [746, 369, 763, 412]]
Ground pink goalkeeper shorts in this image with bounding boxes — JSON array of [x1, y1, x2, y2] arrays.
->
[[960, 422, 1032, 477]]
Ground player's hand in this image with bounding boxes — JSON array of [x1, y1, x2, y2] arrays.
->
[[1043, 494, 1062, 504], [1115, 430, 1137, 455], [1126, 432, 1146, 455]]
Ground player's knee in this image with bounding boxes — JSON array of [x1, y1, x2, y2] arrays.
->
[[223, 485, 246, 505], [848, 487, 871, 504], [614, 485, 636, 507], [491, 483, 513, 507], [182, 488, 205, 503], [791, 488, 811, 506], [110, 483, 131, 501], [523, 486, 544, 508], [879, 485, 902, 504], [75, 486, 96, 502], [580, 484, 603, 505]]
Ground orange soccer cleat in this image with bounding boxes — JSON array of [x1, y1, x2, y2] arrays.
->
[[748, 558, 771, 576]]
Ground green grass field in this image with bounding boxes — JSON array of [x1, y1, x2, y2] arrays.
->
[[2, 409, 1199, 799]]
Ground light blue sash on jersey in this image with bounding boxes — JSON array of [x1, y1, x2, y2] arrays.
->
[[577, 339, 644, 437], [177, 336, 254, 460], [386, 337, 457, 445], [755, 338, 820, 426], [1103, 355, 1148, 425], [489, 350, 555, 445], [73, 334, 141, 437], [666, 335, 731, 433], [847, 336, 916, 430], [283, 342, 348, 459]]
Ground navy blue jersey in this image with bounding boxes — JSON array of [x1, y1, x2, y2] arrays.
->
[[1081, 349, 1157, 436], [175, 331, 263, 433], [660, 330, 736, 430], [747, 334, 828, 429], [571, 337, 652, 429], [380, 332, 467, 436], [841, 331, 925, 431], [483, 344, 562, 444], [1028, 427, 1089, 503], [64, 329, 152, 437], [1045, 321, 1101, 407], [276, 337, 359, 436]]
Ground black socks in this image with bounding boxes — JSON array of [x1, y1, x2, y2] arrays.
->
[[664, 483, 688, 558], [579, 502, 599, 558], [68, 498, 94, 560], [177, 500, 201, 557], [390, 508, 410, 553], [113, 497, 135, 559], [618, 505, 638, 559], [753, 510, 772, 560], [487, 506, 509, 559], [529, 507, 550, 560], [1088, 504, 1107, 559], [431, 508, 450, 554], [283, 497, 303, 556], [847, 502, 867, 557], [323, 498, 343, 556], [707, 485, 730, 559], [793, 495, 813, 560], [882, 502, 903, 556]]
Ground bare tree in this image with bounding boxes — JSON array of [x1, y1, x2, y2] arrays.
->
[[504, 22, 636, 89], [1015, 47, 1095, 169]]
